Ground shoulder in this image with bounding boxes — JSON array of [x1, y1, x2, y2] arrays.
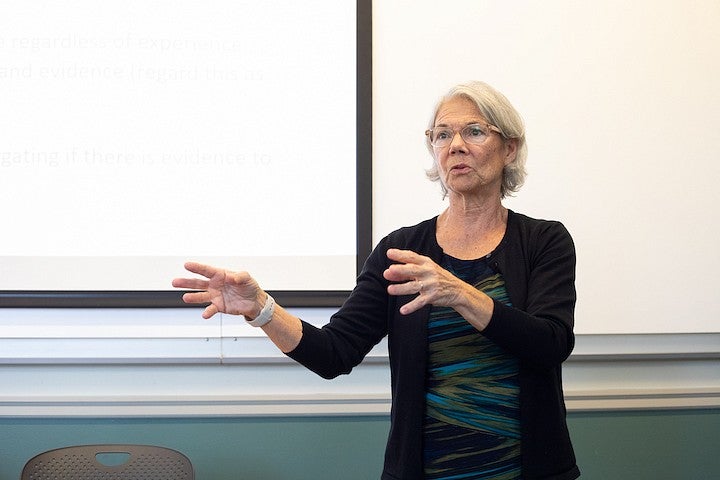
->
[[362, 217, 439, 272], [498, 210, 575, 269], [357, 217, 439, 284], [507, 210, 574, 246], [380, 217, 438, 248]]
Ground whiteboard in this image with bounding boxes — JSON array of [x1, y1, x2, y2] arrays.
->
[[0, 0, 362, 298], [373, 0, 720, 334]]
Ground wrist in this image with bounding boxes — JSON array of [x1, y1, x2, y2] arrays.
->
[[246, 293, 275, 327], [455, 285, 493, 331]]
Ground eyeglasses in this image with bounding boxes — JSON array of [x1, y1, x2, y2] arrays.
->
[[425, 123, 502, 148]]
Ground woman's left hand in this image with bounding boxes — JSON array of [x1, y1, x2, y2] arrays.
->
[[383, 248, 468, 315], [383, 248, 495, 330]]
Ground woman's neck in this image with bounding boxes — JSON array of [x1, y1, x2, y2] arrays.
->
[[437, 199, 508, 259], [441, 196, 506, 228]]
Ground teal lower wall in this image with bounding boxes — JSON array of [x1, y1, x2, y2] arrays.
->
[[2, 410, 718, 479], [569, 410, 720, 479]]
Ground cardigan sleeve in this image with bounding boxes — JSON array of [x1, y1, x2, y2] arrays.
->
[[286, 238, 392, 379], [482, 220, 577, 371]]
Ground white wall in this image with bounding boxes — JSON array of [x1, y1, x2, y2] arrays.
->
[[372, 0, 720, 334]]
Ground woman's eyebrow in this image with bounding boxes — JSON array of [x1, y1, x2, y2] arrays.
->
[[433, 120, 486, 128]]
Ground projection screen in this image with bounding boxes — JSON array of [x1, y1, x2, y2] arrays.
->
[[0, 0, 372, 307]]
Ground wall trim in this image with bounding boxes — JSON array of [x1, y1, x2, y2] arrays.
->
[[0, 327, 717, 417], [2, 387, 719, 418], [564, 387, 720, 411]]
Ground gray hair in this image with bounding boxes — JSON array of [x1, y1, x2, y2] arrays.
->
[[425, 81, 527, 199]]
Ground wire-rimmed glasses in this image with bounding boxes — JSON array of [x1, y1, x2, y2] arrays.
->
[[425, 123, 502, 148]]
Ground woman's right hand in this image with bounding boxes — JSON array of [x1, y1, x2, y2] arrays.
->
[[172, 262, 266, 320]]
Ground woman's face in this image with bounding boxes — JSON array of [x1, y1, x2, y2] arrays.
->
[[432, 96, 516, 200]]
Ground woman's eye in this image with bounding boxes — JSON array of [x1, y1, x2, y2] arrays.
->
[[466, 125, 485, 137]]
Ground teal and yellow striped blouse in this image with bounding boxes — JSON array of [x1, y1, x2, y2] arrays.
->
[[423, 254, 521, 479]]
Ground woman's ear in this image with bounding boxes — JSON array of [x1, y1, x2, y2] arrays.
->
[[504, 138, 518, 166]]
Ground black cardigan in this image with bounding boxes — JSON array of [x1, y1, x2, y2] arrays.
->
[[288, 210, 580, 480]]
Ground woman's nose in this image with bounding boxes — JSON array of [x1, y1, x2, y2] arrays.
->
[[449, 131, 468, 153]]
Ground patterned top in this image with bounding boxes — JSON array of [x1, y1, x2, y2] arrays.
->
[[423, 254, 521, 479]]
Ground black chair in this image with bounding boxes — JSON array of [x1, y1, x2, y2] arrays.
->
[[21, 444, 194, 479]]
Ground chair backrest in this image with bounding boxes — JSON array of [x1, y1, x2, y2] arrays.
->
[[21, 444, 194, 480]]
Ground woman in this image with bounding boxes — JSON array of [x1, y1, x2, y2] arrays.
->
[[173, 81, 580, 479]]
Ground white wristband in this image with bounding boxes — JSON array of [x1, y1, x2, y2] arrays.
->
[[246, 293, 275, 327]]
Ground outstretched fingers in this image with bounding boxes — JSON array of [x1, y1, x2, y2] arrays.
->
[[183, 261, 219, 278], [386, 279, 423, 297], [202, 303, 219, 319], [181, 290, 211, 305], [385, 248, 424, 265], [172, 261, 219, 291], [397, 294, 428, 316], [384, 250, 424, 282], [172, 277, 209, 290]]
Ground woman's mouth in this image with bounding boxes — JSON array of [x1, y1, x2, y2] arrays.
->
[[450, 163, 472, 173]]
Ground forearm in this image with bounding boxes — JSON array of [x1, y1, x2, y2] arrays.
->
[[256, 303, 303, 353], [451, 281, 495, 332]]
